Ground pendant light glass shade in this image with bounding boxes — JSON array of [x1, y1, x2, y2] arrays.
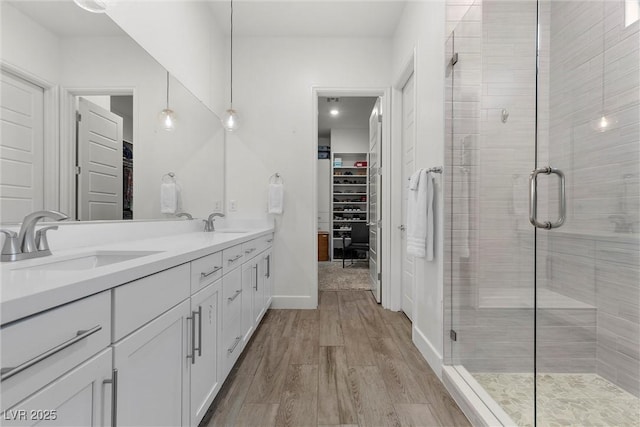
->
[[590, 113, 618, 132], [159, 72, 177, 132], [158, 108, 177, 132], [73, 0, 108, 13], [222, 108, 239, 132]]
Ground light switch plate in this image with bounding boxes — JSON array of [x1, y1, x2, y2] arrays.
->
[[214, 200, 222, 212], [229, 200, 237, 212]]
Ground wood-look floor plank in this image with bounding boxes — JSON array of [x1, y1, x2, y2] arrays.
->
[[234, 321, 270, 377], [205, 373, 254, 426], [356, 297, 390, 338], [289, 310, 319, 365], [236, 403, 280, 426], [275, 364, 318, 427], [318, 346, 357, 426], [394, 404, 442, 427], [347, 365, 401, 427], [319, 309, 343, 346], [244, 336, 292, 404], [378, 358, 427, 404], [319, 291, 339, 310], [342, 315, 377, 366]]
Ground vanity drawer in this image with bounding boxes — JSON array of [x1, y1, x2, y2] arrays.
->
[[261, 233, 274, 249], [222, 245, 244, 274], [222, 268, 242, 322], [113, 264, 190, 342], [0, 291, 111, 410], [191, 251, 223, 294], [241, 239, 260, 260]]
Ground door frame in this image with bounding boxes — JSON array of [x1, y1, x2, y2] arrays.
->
[[312, 87, 391, 307], [60, 87, 136, 219], [390, 50, 417, 313], [0, 61, 59, 214]]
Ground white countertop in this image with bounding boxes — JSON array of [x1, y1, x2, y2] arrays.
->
[[0, 227, 273, 325]]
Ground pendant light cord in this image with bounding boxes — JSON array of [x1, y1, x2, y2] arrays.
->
[[166, 71, 170, 109], [601, 0, 605, 112], [230, 0, 234, 108]]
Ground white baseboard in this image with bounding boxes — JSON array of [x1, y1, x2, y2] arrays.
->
[[412, 325, 443, 378], [270, 295, 316, 309]]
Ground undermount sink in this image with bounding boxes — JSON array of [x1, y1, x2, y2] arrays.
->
[[215, 229, 249, 234], [14, 250, 162, 271]]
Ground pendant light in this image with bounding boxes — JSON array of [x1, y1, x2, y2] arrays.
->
[[222, 0, 239, 131], [158, 72, 177, 132], [73, 0, 107, 13], [591, 1, 617, 132]]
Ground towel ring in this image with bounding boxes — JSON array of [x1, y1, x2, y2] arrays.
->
[[162, 172, 176, 183], [269, 173, 283, 184]]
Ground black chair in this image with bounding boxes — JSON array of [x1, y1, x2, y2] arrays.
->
[[342, 223, 369, 268]]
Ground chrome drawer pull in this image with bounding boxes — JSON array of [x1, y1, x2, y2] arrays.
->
[[102, 369, 118, 427], [228, 254, 242, 263], [228, 289, 242, 302], [244, 248, 256, 254], [227, 336, 242, 354], [1, 325, 102, 382], [200, 266, 222, 278], [267, 238, 273, 243]]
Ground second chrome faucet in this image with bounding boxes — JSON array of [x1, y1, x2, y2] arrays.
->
[[203, 213, 225, 232]]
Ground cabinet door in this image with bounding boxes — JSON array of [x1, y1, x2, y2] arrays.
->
[[221, 268, 243, 378], [263, 249, 273, 309], [190, 281, 221, 427], [240, 261, 255, 345], [252, 256, 265, 326], [2, 349, 112, 427], [113, 300, 190, 427]]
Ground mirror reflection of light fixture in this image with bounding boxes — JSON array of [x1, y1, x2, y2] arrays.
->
[[73, 0, 108, 13], [158, 72, 177, 132], [591, 1, 618, 132], [330, 109, 339, 116], [222, 0, 239, 132]]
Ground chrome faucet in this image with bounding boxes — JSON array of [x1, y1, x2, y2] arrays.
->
[[1, 210, 68, 262], [176, 212, 193, 220], [203, 213, 225, 232]]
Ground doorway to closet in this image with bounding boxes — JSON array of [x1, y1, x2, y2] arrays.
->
[[315, 93, 384, 302]]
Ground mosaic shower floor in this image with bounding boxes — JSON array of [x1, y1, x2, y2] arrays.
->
[[473, 373, 640, 427]]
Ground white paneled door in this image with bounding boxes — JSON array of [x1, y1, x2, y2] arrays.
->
[[0, 71, 44, 222], [401, 73, 416, 321], [368, 98, 382, 302], [77, 97, 123, 220]]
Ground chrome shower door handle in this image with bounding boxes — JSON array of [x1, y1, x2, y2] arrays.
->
[[529, 166, 566, 230]]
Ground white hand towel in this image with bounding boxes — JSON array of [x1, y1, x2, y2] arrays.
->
[[160, 182, 178, 214], [407, 170, 435, 260], [268, 183, 284, 214]]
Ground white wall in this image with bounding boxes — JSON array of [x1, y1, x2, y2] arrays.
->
[[392, 1, 447, 375], [0, 2, 60, 83], [106, 1, 226, 113], [226, 36, 391, 308], [331, 128, 369, 153]]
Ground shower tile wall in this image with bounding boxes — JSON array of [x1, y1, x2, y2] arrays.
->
[[538, 0, 640, 396]]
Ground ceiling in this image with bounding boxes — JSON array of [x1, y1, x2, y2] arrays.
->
[[209, 1, 407, 37], [318, 97, 377, 139], [8, 1, 125, 37]]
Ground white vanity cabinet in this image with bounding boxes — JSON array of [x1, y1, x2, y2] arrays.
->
[[2, 349, 113, 427], [221, 267, 243, 379], [112, 299, 191, 427], [0, 291, 112, 427], [188, 275, 222, 426]]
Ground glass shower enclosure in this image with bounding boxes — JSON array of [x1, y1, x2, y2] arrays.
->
[[444, 1, 639, 425]]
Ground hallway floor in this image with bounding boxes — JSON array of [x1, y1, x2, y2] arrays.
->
[[203, 290, 470, 426], [318, 262, 370, 291]]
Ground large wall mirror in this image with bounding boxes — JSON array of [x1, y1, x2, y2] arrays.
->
[[0, 0, 225, 223]]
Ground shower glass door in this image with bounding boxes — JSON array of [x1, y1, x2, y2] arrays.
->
[[445, 0, 538, 424], [535, 1, 639, 425]]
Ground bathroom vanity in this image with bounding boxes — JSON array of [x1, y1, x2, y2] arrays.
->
[[0, 224, 274, 427]]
